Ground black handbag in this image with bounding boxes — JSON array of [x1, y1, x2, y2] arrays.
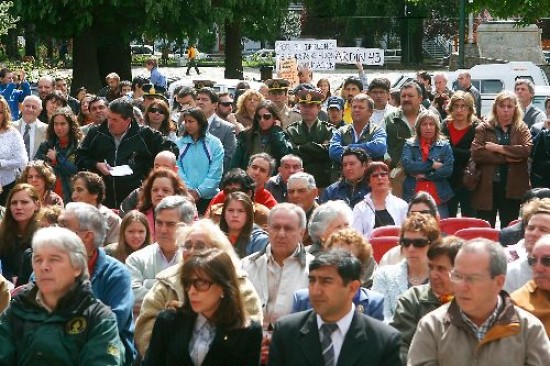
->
[[462, 157, 481, 190]]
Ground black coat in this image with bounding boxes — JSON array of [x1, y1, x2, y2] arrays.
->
[[143, 309, 262, 366], [76, 121, 178, 208], [268, 309, 401, 366], [441, 119, 477, 190]]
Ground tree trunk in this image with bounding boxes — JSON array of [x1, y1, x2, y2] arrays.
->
[[24, 23, 36, 58], [72, 28, 101, 94], [5, 28, 20, 59], [46, 37, 55, 67], [224, 19, 243, 79], [96, 22, 132, 87], [399, 1, 424, 65]]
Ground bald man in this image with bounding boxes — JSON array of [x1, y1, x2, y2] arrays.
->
[[118, 151, 178, 216]]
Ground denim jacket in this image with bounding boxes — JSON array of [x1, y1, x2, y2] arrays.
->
[[401, 138, 454, 203]]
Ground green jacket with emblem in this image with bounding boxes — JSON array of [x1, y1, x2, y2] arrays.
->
[[0, 279, 124, 366]]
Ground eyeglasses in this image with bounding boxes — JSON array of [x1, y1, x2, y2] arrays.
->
[[260, 113, 273, 120], [400, 238, 430, 248], [148, 107, 163, 114], [219, 101, 233, 107], [450, 271, 492, 285], [182, 243, 206, 252], [370, 172, 388, 179], [527, 255, 550, 267], [184, 278, 213, 292]]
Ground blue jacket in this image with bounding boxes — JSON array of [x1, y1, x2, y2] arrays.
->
[[319, 178, 370, 208], [91, 248, 136, 366], [176, 133, 224, 199], [291, 287, 384, 321], [0, 82, 31, 120], [329, 122, 387, 162], [401, 138, 454, 203], [150, 67, 167, 89]]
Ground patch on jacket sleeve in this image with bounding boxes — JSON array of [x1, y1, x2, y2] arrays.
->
[[106, 342, 120, 357]]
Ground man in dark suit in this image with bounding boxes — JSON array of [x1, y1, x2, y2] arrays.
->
[[268, 250, 401, 366], [196, 87, 236, 173]]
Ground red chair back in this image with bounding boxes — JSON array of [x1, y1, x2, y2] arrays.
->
[[507, 219, 521, 227], [439, 217, 491, 235], [454, 227, 500, 241], [369, 236, 400, 263], [370, 225, 401, 239]]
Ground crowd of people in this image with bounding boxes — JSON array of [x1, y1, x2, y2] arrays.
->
[[0, 62, 549, 365]]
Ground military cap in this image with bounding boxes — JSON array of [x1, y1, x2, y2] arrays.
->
[[265, 78, 289, 91], [327, 96, 345, 110], [296, 88, 323, 104], [142, 84, 167, 100], [193, 80, 216, 90]]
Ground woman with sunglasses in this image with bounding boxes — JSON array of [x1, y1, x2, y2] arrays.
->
[[231, 100, 291, 170], [372, 212, 441, 322], [402, 109, 454, 218], [35, 107, 82, 203], [134, 219, 263, 357], [144, 99, 177, 142], [352, 161, 408, 239], [143, 248, 262, 365]]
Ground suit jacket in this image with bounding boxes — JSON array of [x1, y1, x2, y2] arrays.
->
[[291, 287, 385, 321], [208, 114, 236, 173], [143, 309, 262, 366], [268, 309, 401, 366], [12, 119, 48, 159]]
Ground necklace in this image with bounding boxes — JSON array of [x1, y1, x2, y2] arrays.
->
[[409, 275, 427, 285]]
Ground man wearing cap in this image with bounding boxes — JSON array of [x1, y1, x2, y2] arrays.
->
[[142, 84, 167, 111], [285, 89, 334, 188], [329, 94, 387, 181], [341, 76, 364, 124], [266, 78, 292, 128], [326, 96, 346, 129], [367, 77, 396, 129], [289, 83, 329, 125]]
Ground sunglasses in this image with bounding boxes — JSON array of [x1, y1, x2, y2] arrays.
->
[[183, 278, 213, 292], [371, 172, 388, 179], [148, 107, 163, 114], [260, 113, 273, 120], [400, 238, 431, 248], [219, 101, 233, 107], [527, 255, 550, 267]]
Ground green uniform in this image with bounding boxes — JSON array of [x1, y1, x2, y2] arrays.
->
[[0, 280, 124, 366]]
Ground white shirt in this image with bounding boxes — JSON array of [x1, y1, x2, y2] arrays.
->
[[0, 127, 28, 186], [316, 303, 355, 363], [19, 120, 37, 159]]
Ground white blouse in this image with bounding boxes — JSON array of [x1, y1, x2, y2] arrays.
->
[[0, 126, 28, 186]]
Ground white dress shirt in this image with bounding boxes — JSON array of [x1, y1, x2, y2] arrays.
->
[[316, 303, 355, 363]]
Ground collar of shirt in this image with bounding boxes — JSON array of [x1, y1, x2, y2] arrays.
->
[[460, 295, 502, 341], [35, 290, 54, 313], [22, 120, 37, 131], [316, 303, 355, 334], [154, 243, 181, 267], [351, 122, 370, 143], [207, 114, 216, 126], [266, 244, 300, 267]]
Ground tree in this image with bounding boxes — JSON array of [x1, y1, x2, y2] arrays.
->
[[12, 0, 143, 93], [0, 1, 18, 36], [472, 0, 550, 25]]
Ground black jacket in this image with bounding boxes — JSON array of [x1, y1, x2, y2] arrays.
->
[[76, 121, 178, 208], [143, 309, 262, 366], [441, 119, 478, 190]]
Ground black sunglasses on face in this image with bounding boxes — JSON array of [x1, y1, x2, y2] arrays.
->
[[183, 278, 213, 292], [400, 238, 431, 248], [527, 255, 550, 267], [219, 101, 233, 107], [260, 113, 273, 120], [148, 107, 163, 114]]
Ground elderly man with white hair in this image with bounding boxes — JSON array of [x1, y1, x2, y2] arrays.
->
[[12, 94, 47, 159], [287, 172, 318, 245], [0, 227, 125, 364]]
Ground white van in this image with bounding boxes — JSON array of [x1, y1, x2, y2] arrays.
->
[[448, 62, 549, 116]]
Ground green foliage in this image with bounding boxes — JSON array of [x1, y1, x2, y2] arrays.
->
[[472, 0, 550, 24], [0, 1, 18, 36]]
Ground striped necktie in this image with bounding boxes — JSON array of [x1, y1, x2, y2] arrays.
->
[[23, 124, 31, 158], [320, 323, 338, 366]]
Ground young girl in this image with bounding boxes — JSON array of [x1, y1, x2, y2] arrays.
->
[[105, 210, 152, 263]]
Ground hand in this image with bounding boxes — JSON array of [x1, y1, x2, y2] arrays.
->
[[19, 69, 25, 81], [46, 148, 56, 162], [96, 162, 111, 175], [415, 174, 426, 180], [545, 119, 550, 129], [355, 61, 364, 72], [260, 335, 271, 365], [485, 142, 502, 153], [190, 190, 200, 201], [432, 161, 443, 170], [226, 114, 237, 124]]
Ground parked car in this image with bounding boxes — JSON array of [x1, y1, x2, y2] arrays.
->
[[131, 44, 155, 56]]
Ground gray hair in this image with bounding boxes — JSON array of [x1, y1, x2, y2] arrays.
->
[[268, 203, 307, 230], [287, 172, 316, 190], [155, 150, 177, 166], [64, 202, 107, 249], [459, 239, 507, 277], [280, 154, 303, 167], [248, 153, 276, 176], [308, 200, 353, 242], [155, 195, 197, 225], [32, 227, 89, 281], [23, 95, 42, 107], [515, 78, 535, 96], [433, 72, 448, 83]]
